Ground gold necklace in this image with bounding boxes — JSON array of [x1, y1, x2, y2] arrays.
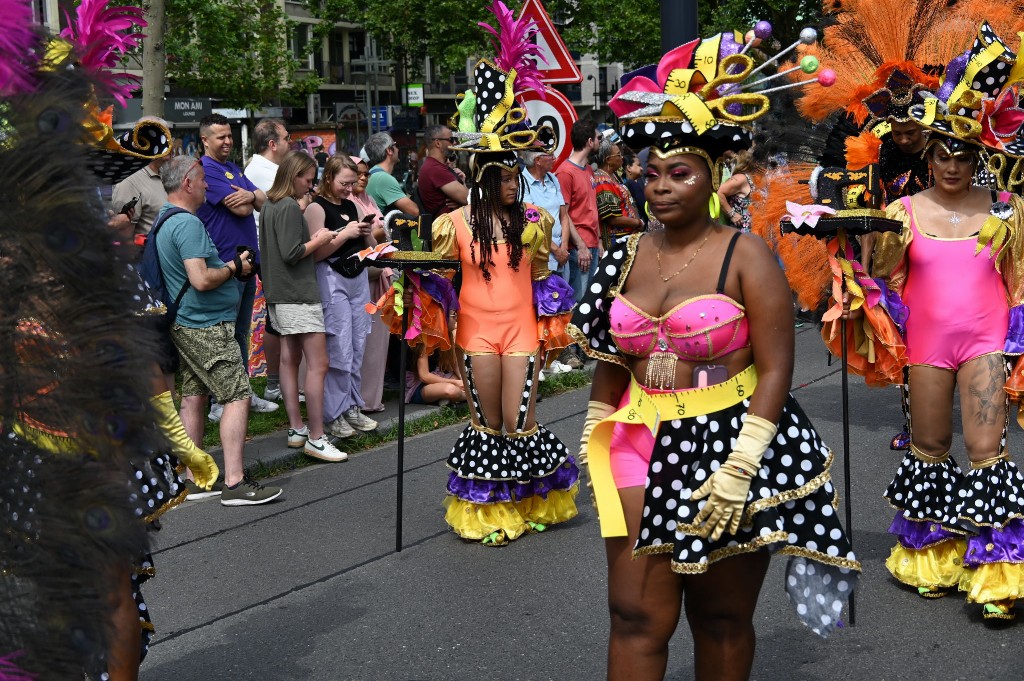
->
[[657, 230, 712, 282]]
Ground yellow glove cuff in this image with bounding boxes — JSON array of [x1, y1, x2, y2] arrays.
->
[[581, 400, 615, 449], [727, 414, 778, 475]]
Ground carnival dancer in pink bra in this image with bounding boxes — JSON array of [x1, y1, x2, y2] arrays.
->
[[570, 32, 859, 681], [867, 52, 1024, 620]]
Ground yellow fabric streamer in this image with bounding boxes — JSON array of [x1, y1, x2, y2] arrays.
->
[[587, 366, 758, 537]]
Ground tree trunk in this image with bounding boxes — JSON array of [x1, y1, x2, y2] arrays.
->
[[142, 0, 166, 119]]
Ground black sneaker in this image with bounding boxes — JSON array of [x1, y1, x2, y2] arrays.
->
[[184, 479, 222, 500], [220, 476, 283, 506]]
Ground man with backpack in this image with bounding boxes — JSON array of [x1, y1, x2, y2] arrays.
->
[[151, 155, 283, 506]]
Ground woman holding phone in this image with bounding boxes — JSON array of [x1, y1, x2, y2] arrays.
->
[[259, 151, 348, 462], [305, 155, 380, 438]]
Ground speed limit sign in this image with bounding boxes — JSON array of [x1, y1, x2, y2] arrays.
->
[[520, 87, 579, 168]]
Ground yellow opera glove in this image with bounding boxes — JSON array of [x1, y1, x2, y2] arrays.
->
[[692, 414, 777, 541], [150, 391, 220, 491], [580, 400, 615, 469]]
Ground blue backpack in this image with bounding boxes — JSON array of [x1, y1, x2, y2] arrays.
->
[[138, 206, 192, 328]]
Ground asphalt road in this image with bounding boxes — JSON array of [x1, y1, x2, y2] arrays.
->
[[141, 326, 1022, 681]]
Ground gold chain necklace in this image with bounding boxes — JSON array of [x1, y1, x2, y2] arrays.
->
[[657, 230, 712, 282]]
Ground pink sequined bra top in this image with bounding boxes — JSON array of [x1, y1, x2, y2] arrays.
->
[[608, 233, 750, 362]]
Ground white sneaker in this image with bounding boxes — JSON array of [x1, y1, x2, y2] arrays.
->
[[304, 435, 348, 462], [208, 402, 224, 422], [326, 416, 356, 438], [343, 406, 378, 432], [298, 391, 306, 403], [538, 369, 547, 382], [548, 360, 573, 374], [287, 425, 308, 448], [250, 394, 280, 413], [264, 385, 282, 401]]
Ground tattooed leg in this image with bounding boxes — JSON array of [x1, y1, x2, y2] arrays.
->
[[957, 353, 1008, 463]]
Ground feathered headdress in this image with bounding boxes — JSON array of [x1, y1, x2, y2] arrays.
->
[[449, 0, 555, 172], [0, 0, 169, 183], [610, 24, 832, 187]]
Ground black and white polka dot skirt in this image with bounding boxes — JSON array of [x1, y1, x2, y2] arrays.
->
[[631, 395, 860, 637], [884, 451, 964, 526], [446, 424, 579, 502]]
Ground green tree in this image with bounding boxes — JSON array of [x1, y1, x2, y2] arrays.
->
[[552, 0, 822, 70], [164, 0, 320, 110]]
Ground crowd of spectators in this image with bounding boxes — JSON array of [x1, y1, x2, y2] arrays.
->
[[113, 115, 684, 502]]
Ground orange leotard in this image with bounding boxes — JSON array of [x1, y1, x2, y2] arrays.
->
[[440, 206, 545, 355]]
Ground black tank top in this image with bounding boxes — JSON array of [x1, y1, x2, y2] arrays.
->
[[315, 196, 365, 277]]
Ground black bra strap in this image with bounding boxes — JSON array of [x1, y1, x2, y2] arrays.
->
[[716, 231, 742, 294]]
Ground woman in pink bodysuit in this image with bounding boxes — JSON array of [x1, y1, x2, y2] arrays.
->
[[873, 131, 1024, 620]]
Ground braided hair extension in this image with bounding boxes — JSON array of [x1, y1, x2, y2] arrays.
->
[[468, 165, 526, 281]]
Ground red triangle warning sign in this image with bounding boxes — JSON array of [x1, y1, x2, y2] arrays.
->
[[518, 0, 582, 84]]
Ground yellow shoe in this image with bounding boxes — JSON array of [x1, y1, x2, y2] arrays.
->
[[983, 600, 1016, 621]]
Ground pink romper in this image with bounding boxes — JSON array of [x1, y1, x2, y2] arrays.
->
[[901, 195, 1009, 370]]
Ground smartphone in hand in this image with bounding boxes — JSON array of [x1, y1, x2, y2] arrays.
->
[[120, 195, 140, 215]]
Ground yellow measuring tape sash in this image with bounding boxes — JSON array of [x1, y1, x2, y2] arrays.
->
[[588, 365, 758, 537]]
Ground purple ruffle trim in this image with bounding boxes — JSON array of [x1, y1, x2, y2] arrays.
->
[[533, 274, 574, 316], [963, 518, 1024, 567], [888, 514, 958, 550], [414, 270, 460, 317], [1004, 305, 1024, 354], [446, 456, 579, 504], [873, 278, 908, 334]]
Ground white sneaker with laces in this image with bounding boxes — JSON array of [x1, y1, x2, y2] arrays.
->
[[343, 406, 378, 432], [326, 416, 356, 438], [304, 435, 348, 462], [208, 402, 224, 423], [264, 385, 282, 401], [287, 425, 309, 448], [250, 394, 279, 413]]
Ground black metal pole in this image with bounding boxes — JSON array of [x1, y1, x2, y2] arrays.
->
[[396, 298, 407, 553], [661, 0, 699, 53], [839, 268, 855, 626]]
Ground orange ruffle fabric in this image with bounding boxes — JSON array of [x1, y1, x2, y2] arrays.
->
[[377, 285, 453, 357], [538, 312, 573, 352], [820, 236, 907, 386]]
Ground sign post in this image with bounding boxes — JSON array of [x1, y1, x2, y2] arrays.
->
[[520, 88, 578, 168]]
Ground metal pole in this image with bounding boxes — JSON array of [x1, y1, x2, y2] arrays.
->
[[396, 291, 407, 552], [839, 266, 856, 626], [661, 0, 699, 53]]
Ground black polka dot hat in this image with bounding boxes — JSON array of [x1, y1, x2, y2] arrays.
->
[[85, 118, 173, 184], [447, 1, 556, 163]]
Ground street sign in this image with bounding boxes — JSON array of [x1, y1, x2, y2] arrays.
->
[[370, 105, 390, 129], [520, 86, 578, 168], [518, 0, 581, 84], [406, 84, 424, 107]]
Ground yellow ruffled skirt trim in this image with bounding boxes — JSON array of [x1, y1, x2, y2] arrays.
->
[[959, 562, 1024, 604], [885, 539, 967, 589], [443, 487, 579, 542]]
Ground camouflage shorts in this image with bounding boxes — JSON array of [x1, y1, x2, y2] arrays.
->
[[170, 322, 252, 404]]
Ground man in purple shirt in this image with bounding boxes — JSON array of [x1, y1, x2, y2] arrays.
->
[[196, 113, 278, 418]]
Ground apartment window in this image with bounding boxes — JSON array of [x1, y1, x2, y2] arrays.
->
[[290, 24, 312, 68]]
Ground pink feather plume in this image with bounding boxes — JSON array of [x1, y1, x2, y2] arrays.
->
[[60, 0, 147, 105], [0, 0, 42, 96], [478, 0, 548, 96]]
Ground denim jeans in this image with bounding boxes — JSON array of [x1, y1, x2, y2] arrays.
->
[[568, 247, 600, 304]]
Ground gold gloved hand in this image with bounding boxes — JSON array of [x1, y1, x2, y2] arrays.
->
[[692, 414, 777, 541], [150, 391, 220, 491]]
